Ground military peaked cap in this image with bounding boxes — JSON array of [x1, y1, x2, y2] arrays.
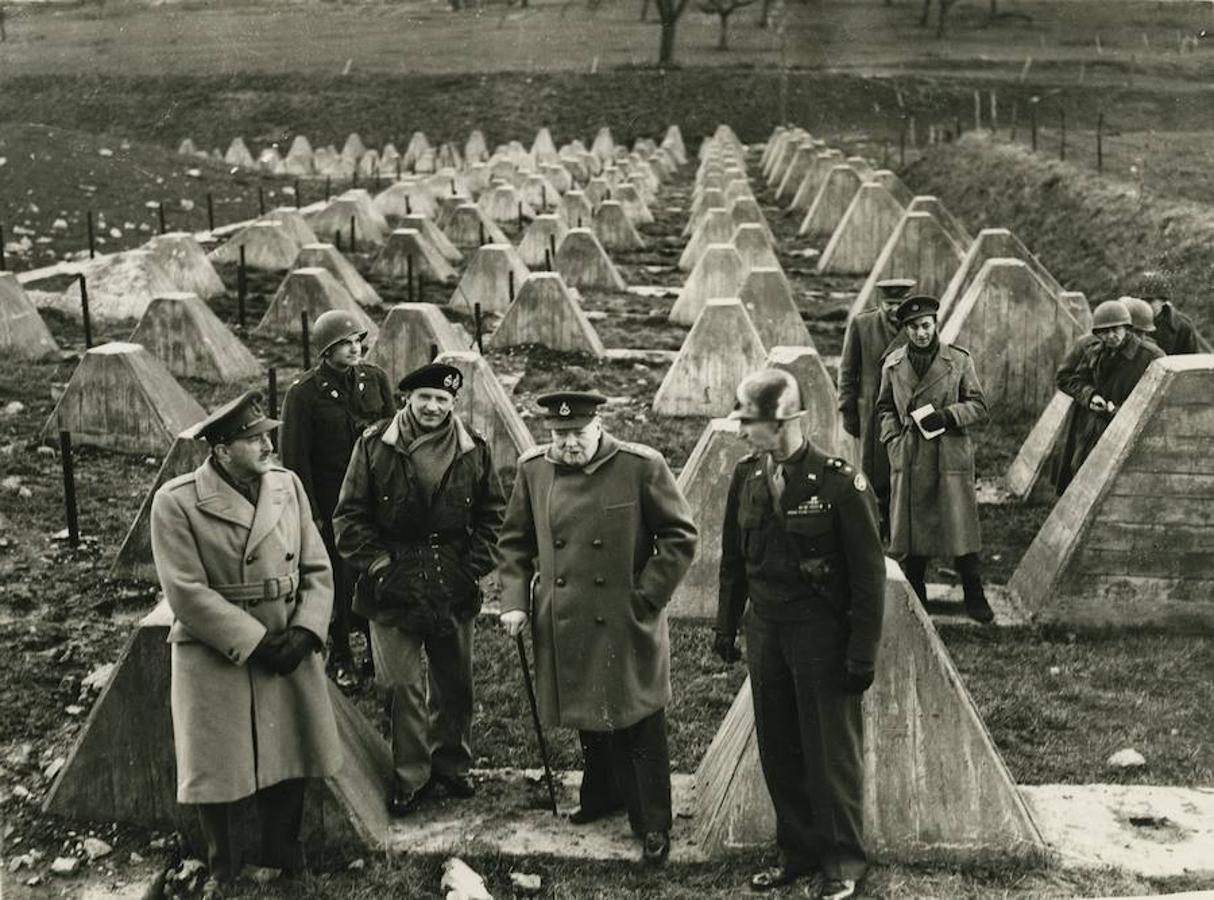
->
[[875, 278, 917, 301], [182, 390, 279, 445], [894, 294, 940, 326], [537, 391, 607, 428], [398, 363, 463, 395]]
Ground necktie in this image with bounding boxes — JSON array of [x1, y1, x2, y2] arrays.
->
[[771, 459, 786, 502]]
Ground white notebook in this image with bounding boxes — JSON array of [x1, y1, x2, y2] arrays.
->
[[911, 403, 946, 440]]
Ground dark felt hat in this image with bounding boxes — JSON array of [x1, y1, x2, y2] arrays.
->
[[182, 390, 279, 445], [398, 363, 463, 395], [537, 391, 607, 429], [894, 294, 941, 326]]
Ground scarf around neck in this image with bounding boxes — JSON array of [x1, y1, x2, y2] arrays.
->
[[907, 334, 940, 379], [396, 407, 460, 503]]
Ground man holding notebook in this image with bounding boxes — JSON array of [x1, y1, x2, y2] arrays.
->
[[875, 295, 993, 623]]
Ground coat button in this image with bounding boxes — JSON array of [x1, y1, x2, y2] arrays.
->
[[246, 554, 256, 564], [593, 576, 606, 586], [592, 539, 603, 548], [554, 539, 566, 549], [555, 577, 567, 587]]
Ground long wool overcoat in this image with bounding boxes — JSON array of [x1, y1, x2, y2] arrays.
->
[[150, 460, 342, 804], [838, 307, 907, 492], [496, 433, 698, 732], [876, 342, 988, 558]]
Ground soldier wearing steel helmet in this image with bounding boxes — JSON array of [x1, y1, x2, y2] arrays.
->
[[1129, 270, 1208, 355], [279, 310, 395, 684], [715, 369, 885, 900], [1051, 298, 1164, 494], [1121, 296, 1164, 354]]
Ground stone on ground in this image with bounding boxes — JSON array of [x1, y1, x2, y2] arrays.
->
[[294, 243, 383, 308], [210, 221, 301, 270], [254, 268, 377, 341], [939, 228, 1063, 321], [366, 302, 467, 388], [40, 342, 206, 454], [487, 272, 605, 358], [434, 350, 536, 477], [848, 211, 966, 321], [798, 165, 863, 239], [1003, 390, 1073, 501], [592, 200, 644, 251], [1009, 355, 1214, 629], [817, 181, 906, 276], [146, 233, 226, 300], [443, 204, 510, 249], [129, 292, 261, 383], [739, 268, 813, 351], [370, 228, 458, 285], [554, 228, 626, 292], [940, 258, 1084, 417], [654, 298, 768, 417], [0, 272, 60, 360], [517, 215, 569, 268], [450, 243, 531, 315], [669, 243, 747, 326], [693, 558, 1046, 862]]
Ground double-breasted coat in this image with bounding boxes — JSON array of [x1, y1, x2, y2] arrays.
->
[[876, 342, 988, 558], [838, 308, 906, 494], [496, 433, 698, 732], [150, 461, 342, 804]]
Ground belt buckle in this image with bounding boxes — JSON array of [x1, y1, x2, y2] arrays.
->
[[263, 577, 281, 601]]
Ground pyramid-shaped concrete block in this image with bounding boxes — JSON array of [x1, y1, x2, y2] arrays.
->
[[433, 350, 536, 477], [304, 197, 388, 248], [1004, 390, 1073, 502], [404, 131, 432, 169], [728, 197, 776, 246], [146, 233, 226, 300], [450, 243, 531, 315], [224, 137, 256, 168], [487, 272, 605, 358], [341, 132, 367, 162], [584, 177, 611, 209], [684, 187, 726, 238], [555, 228, 626, 292], [766, 135, 802, 187], [517, 215, 569, 268], [532, 126, 558, 162], [776, 144, 817, 200], [905, 195, 973, 248], [365, 303, 467, 388], [295, 243, 383, 308], [465, 130, 489, 164], [679, 208, 733, 272], [0, 272, 60, 360], [558, 191, 594, 230], [129, 292, 261, 383], [817, 182, 907, 276], [693, 558, 1046, 862], [666, 418, 752, 619], [592, 200, 644, 251], [844, 155, 875, 180], [1010, 356, 1214, 629], [767, 345, 843, 455], [48, 251, 178, 322], [724, 178, 753, 207], [614, 184, 653, 226], [789, 150, 844, 211], [479, 183, 534, 224], [940, 258, 1083, 417], [799, 165, 863, 239], [654, 299, 768, 417], [662, 125, 688, 165], [370, 228, 458, 285], [669, 243, 747, 326], [284, 136, 314, 176], [848, 211, 965, 321], [257, 147, 286, 176], [40, 342, 206, 455], [43, 602, 394, 851], [939, 228, 1063, 321], [260, 208, 320, 249], [254, 268, 377, 341], [520, 174, 557, 213], [110, 435, 211, 582], [357, 150, 381, 179], [732, 224, 782, 276], [373, 180, 438, 221], [1059, 291, 1093, 334], [399, 214, 463, 265], [210, 221, 301, 271], [739, 269, 812, 352], [442, 204, 510, 249], [872, 169, 915, 206]]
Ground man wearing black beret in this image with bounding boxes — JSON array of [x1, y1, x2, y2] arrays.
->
[[334, 363, 505, 817]]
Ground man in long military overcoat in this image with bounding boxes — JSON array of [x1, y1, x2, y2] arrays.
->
[[838, 278, 915, 533], [715, 369, 885, 900], [1131, 270, 1208, 355], [333, 363, 504, 816], [150, 391, 341, 895], [496, 392, 698, 866], [280, 309, 394, 684], [876, 295, 993, 623]]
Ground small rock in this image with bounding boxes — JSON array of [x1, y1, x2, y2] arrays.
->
[[52, 218, 69, 232], [1048, 665, 1062, 676], [65, 704, 85, 716], [25, 876, 42, 887], [180, 198, 195, 211], [347, 858, 366, 870], [440, 857, 492, 900], [6, 742, 33, 767], [108, 227, 122, 239], [17, 487, 31, 499], [12, 784, 32, 800], [509, 871, 542, 894], [129, 851, 144, 863], [83, 837, 113, 860], [1107, 748, 1146, 769], [148, 837, 168, 850], [173, 858, 205, 884], [50, 856, 80, 876], [3, 401, 25, 417], [98, 148, 114, 157], [8, 853, 35, 872], [37, 445, 55, 458], [186, 168, 202, 178], [1, 475, 23, 493], [82, 663, 115, 692]]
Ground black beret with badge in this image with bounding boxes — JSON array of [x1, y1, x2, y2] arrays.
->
[[536, 391, 607, 429], [398, 362, 463, 395], [182, 390, 279, 445], [894, 294, 941, 327]]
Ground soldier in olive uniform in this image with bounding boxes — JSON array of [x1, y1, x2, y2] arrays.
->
[[280, 310, 395, 683], [715, 369, 885, 900], [333, 363, 504, 816], [1130, 270, 1208, 355], [496, 392, 698, 866]]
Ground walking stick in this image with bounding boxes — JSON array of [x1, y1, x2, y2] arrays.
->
[[515, 633, 559, 816]]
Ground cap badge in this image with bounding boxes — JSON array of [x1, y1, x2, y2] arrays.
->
[[443, 373, 460, 390], [558, 402, 571, 416]]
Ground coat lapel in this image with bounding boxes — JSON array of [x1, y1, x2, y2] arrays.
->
[[246, 474, 288, 554], [193, 460, 255, 531], [910, 345, 954, 404]]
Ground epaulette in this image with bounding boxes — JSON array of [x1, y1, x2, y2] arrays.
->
[[289, 369, 317, 388], [882, 345, 907, 368], [825, 456, 870, 493], [949, 343, 971, 357], [617, 440, 661, 461], [518, 444, 548, 464]]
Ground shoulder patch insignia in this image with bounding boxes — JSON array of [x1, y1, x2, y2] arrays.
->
[[854, 473, 867, 492]]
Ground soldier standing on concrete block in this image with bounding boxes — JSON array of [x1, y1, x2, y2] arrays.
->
[[333, 362, 505, 817], [279, 310, 394, 687], [875, 295, 994, 624], [1130, 270, 1208, 354], [714, 369, 885, 900], [150, 391, 341, 897], [838, 278, 915, 537], [496, 392, 698, 867], [1051, 298, 1164, 495]]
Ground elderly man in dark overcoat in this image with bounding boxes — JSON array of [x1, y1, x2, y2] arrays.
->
[[876, 295, 992, 623], [496, 391, 698, 866], [151, 391, 341, 896]]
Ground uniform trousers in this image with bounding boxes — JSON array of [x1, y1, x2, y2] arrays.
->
[[370, 618, 474, 795], [578, 708, 672, 835], [901, 552, 982, 603], [319, 518, 368, 666], [193, 778, 307, 882], [746, 612, 867, 881]]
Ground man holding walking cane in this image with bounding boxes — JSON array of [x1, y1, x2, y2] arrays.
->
[[497, 391, 698, 866]]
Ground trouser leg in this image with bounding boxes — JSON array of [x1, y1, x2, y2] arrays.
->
[[194, 802, 242, 883], [955, 552, 982, 589], [746, 615, 821, 874], [426, 618, 474, 780], [577, 729, 623, 814], [369, 622, 432, 794], [901, 554, 929, 603], [255, 779, 307, 873], [320, 519, 355, 665], [612, 709, 672, 835]]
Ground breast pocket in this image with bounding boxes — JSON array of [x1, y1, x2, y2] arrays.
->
[[784, 512, 835, 558]]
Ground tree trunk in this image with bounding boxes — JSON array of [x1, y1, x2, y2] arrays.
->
[[659, 18, 677, 64], [717, 12, 729, 49]]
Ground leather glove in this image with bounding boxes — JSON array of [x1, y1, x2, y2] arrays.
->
[[249, 631, 288, 671], [270, 628, 321, 676], [842, 411, 861, 439], [842, 659, 875, 694], [919, 410, 947, 433], [713, 630, 741, 664]]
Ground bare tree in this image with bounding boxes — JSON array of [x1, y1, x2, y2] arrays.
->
[[919, 0, 960, 37], [700, 0, 755, 48], [654, 0, 694, 64]]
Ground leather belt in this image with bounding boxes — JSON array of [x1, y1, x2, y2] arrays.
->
[[212, 572, 300, 606]]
